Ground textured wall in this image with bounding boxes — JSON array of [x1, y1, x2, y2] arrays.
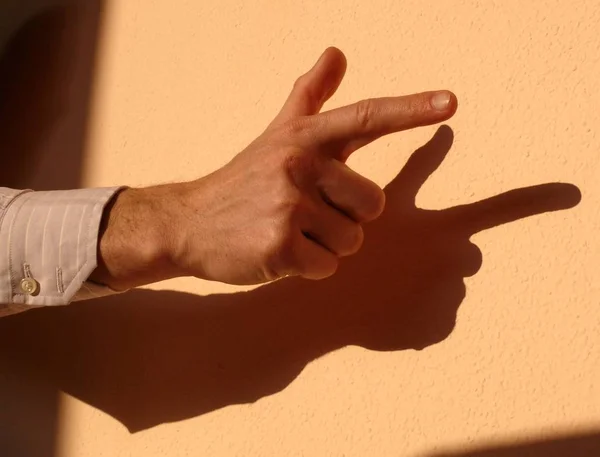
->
[[5, 0, 600, 456]]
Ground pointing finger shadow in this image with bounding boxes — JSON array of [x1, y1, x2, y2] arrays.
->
[[0, 127, 582, 433]]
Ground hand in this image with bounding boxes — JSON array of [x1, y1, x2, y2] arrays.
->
[[92, 47, 457, 289]]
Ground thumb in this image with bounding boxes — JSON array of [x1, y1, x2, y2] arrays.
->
[[270, 47, 347, 126]]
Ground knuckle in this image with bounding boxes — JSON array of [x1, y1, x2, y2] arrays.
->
[[293, 75, 314, 98], [260, 261, 281, 283], [281, 150, 304, 174], [292, 74, 308, 92], [281, 149, 318, 186], [355, 99, 375, 131], [263, 223, 298, 277], [280, 117, 310, 136]]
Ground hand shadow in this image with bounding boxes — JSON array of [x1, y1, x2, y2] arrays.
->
[[0, 126, 582, 433]]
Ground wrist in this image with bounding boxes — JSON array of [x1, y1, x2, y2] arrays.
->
[[90, 185, 184, 290]]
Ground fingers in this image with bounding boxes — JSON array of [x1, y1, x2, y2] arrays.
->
[[270, 47, 347, 126], [302, 201, 365, 257], [309, 90, 457, 159], [272, 153, 385, 280], [446, 183, 582, 236], [280, 187, 371, 280], [317, 159, 386, 222]]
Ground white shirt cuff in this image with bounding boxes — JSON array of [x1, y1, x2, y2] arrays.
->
[[0, 186, 126, 317]]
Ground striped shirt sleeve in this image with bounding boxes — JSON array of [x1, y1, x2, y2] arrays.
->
[[0, 187, 124, 317]]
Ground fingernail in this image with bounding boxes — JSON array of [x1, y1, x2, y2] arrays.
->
[[431, 91, 451, 111]]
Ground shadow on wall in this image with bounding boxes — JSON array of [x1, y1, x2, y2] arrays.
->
[[0, 1, 104, 457], [430, 430, 600, 457], [0, 126, 582, 434], [0, 0, 102, 190]]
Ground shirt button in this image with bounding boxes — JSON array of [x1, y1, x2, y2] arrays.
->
[[20, 278, 39, 295]]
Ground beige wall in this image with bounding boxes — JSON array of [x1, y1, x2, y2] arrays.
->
[[2, 0, 600, 456]]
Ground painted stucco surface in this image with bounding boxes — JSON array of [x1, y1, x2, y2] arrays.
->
[[3, 0, 600, 456]]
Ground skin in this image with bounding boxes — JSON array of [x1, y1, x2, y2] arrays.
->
[[89, 47, 458, 290]]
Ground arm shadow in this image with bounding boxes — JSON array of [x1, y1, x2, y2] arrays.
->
[[0, 126, 582, 433], [429, 430, 600, 457]]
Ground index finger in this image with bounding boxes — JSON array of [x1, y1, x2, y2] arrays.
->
[[309, 90, 457, 147]]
